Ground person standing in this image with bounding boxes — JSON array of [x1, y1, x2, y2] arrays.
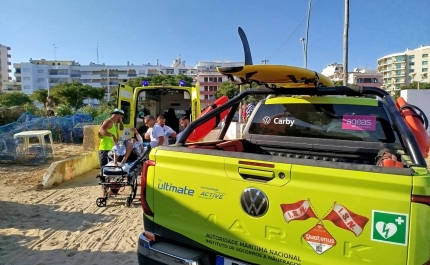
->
[[45, 97, 56, 117], [245, 102, 255, 122], [241, 102, 247, 123], [144, 115, 164, 148], [156, 115, 177, 145], [98, 108, 124, 170]]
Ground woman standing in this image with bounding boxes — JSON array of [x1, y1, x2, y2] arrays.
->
[[45, 97, 56, 117]]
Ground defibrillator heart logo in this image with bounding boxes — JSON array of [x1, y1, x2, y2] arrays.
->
[[375, 222, 397, 239]]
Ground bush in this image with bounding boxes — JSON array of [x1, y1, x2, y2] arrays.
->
[[80, 104, 111, 119], [22, 102, 45, 116], [55, 104, 74, 116]]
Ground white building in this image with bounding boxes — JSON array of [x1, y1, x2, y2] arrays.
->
[[321, 63, 344, 81], [195, 60, 244, 106], [0, 44, 12, 91], [14, 59, 161, 96], [12, 57, 244, 105], [377, 45, 430, 91]]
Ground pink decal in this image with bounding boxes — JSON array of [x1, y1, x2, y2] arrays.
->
[[342, 115, 376, 131]]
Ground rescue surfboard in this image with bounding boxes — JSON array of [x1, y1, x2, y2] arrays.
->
[[217, 64, 334, 88]]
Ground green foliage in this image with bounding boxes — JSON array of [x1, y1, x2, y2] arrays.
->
[[125, 74, 194, 88], [49, 82, 105, 110], [215, 82, 240, 99], [0, 92, 31, 107], [55, 104, 74, 116], [22, 102, 45, 116], [30, 89, 52, 104], [80, 103, 112, 119], [401, 81, 430, 90]]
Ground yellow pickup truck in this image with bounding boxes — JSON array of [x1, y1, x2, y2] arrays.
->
[[136, 29, 430, 265]]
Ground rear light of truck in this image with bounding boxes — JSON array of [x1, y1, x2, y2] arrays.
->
[[411, 195, 430, 206], [141, 160, 155, 217]]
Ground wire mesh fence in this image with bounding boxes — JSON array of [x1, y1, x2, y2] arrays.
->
[[0, 112, 105, 165]]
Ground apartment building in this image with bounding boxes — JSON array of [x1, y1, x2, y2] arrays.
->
[[195, 60, 244, 106], [14, 59, 160, 96], [321, 63, 382, 87], [0, 44, 12, 91], [321, 63, 344, 81], [12, 57, 244, 106], [377, 45, 430, 91]]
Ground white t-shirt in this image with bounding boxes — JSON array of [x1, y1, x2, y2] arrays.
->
[[175, 131, 184, 143], [149, 124, 165, 148], [160, 125, 174, 146]]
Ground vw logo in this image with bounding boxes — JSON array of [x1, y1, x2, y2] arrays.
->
[[262, 116, 271, 125], [240, 188, 269, 217]]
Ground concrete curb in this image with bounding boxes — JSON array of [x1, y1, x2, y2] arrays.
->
[[41, 151, 99, 188]]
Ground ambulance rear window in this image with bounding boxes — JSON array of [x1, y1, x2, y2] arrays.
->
[[248, 103, 396, 143]]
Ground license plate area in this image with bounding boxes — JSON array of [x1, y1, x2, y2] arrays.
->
[[216, 255, 249, 265]]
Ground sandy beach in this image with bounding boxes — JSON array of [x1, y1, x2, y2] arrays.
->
[[0, 144, 142, 265]]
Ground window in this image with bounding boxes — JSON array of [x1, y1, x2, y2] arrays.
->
[[423, 61, 428, 65], [423, 74, 428, 79], [37, 69, 44, 73], [395, 70, 402, 76], [209, 77, 214, 82], [120, 101, 131, 124], [423, 54, 428, 58], [395, 55, 405, 61], [24, 85, 30, 90], [409, 62, 415, 66], [248, 103, 396, 143], [23, 68, 30, 72], [37, 78, 44, 82], [23, 77, 30, 81], [409, 69, 415, 73], [218, 77, 222, 82], [423, 68, 428, 72], [409, 55, 415, 60], [204, 86, 209, 91], [204, 77, 208, 82]]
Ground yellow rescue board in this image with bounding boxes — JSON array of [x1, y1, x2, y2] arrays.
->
[[217, 64, 334, 88]]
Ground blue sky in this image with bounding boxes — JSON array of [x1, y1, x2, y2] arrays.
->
[[2, 0, 429, 73]]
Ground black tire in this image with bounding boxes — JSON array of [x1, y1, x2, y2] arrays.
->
[[96, 197, 107, 207]]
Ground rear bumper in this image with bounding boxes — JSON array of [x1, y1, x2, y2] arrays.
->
[[137, 233, 210, 265]]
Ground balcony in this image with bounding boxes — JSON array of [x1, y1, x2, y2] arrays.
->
[[128, 74, 137, 77], [7, 47, 10, 50], [71, 74, 81, 77], [7, 54, 11, 58], [7, 62, 11, 65]]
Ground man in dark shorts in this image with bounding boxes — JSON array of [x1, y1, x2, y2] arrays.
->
[[97, 108, 124, 181]]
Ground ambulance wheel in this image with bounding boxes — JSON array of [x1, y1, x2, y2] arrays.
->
[[131, 179, 138, 200], [125, 196, 132, 207], [96, 197, 107, 207]]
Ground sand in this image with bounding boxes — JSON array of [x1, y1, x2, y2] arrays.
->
[[0, 144, 142, 265]]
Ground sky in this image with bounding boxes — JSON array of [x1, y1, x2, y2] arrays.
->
[[1, 0, 429, 74]]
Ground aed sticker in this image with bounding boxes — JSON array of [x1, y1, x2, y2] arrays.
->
[[303, 224, 336, 254], [342, 115, 376, 131], [371, 210, 409, 246]]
